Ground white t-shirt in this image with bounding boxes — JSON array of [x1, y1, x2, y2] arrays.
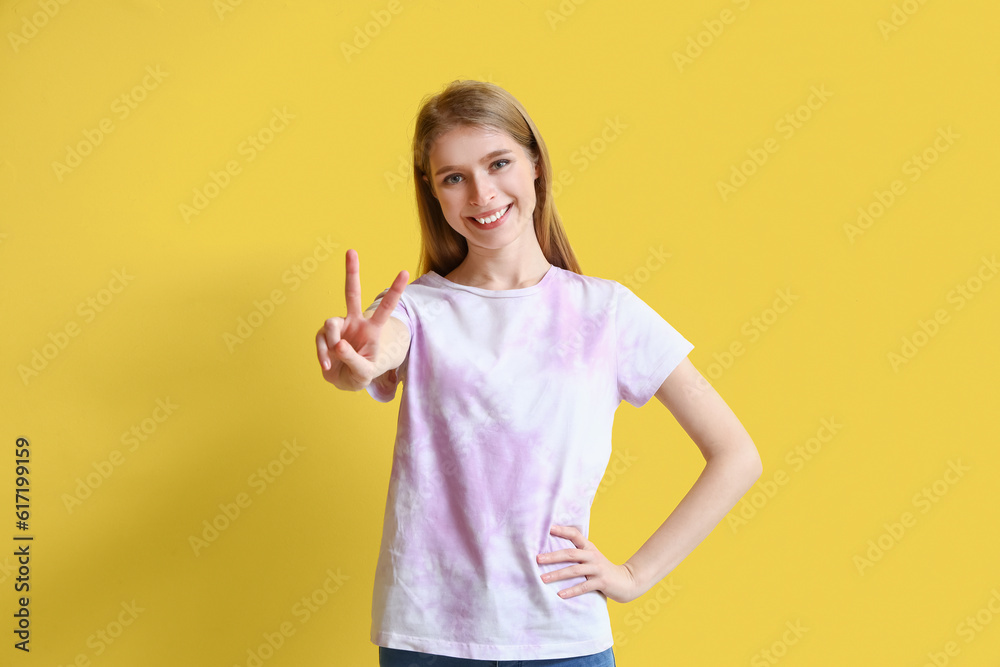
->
[[364, 264, 694, 660]]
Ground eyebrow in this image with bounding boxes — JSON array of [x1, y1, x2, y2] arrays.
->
[[433, 149, 513, 177]]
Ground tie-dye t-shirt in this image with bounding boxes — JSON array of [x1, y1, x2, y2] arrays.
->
[[363, 264, 694, 661]]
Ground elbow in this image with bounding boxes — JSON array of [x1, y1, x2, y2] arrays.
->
[[731, 450, 762, 498], [742, 439, 763, 480], [710, 438, 762, 483], [747, 452, 764, 482]]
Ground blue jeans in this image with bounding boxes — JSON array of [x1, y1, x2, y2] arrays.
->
[[378, 646, 615, 667]]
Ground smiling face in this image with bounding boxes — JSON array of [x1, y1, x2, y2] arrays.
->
[[423, 124, 541, 257]]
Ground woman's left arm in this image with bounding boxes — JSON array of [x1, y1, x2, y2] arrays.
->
[[536, 357, 762, 603], [620, 356, 763, 596]]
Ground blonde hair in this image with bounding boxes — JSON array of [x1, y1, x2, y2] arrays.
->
[[410, 80, 582, 277]]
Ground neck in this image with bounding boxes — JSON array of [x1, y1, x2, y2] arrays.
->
[[445, 245, 552, 290]]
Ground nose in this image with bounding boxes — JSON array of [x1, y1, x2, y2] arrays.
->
[[467, 173, 496, 207]]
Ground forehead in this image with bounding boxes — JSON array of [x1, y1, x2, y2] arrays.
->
[[428, 125, 519, 166]]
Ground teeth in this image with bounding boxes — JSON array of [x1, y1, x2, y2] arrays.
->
[[474, 204, 510, 224]]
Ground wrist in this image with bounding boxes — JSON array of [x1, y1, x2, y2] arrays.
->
[[622, 560, 649, 597], [371, 367, 396, 390]]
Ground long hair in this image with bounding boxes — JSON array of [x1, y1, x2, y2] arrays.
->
[[410, 80, 582, 278]]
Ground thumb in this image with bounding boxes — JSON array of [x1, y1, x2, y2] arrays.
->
[[333, 338, 373, 380]]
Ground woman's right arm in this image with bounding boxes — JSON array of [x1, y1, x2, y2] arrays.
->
[[363, 309, 411, 392], [315, 248, 409, 392]]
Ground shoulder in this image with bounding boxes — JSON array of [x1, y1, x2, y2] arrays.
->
[[373, 272, 439, 303], [551, 267, 622, 299]]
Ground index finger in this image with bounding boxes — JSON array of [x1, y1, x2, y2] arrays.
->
[[365, 268, 409, 327]]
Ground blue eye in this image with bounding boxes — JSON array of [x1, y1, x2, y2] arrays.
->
[[441, 159, 511, 186]]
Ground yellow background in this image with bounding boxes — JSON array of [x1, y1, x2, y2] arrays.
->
[[2, 1, 998, 665]]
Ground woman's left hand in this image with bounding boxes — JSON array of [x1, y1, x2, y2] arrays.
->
[[536, 525, 644, 604]]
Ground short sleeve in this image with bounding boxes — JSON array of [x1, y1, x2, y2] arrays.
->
[[614, 282, 694, 407], [363, 287, 411, 403]]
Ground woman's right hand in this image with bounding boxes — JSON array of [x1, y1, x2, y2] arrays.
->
[[315, 248, 408, 391]]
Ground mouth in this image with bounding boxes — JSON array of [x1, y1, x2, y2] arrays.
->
[[466, 203, 512, 229]]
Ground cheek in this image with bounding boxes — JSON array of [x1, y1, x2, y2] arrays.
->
[[514, 176, 537, 207], [439, 197, 465, 223], [444, 215, 467, 236], [517, 195, 537, 221]]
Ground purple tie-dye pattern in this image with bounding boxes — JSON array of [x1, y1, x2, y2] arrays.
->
[[363, 266, 694, 661]]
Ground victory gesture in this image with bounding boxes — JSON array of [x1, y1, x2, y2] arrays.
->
[[316, 249, 409, 391]]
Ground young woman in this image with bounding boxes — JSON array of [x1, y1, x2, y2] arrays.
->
[[316, 80, 763, 667]]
